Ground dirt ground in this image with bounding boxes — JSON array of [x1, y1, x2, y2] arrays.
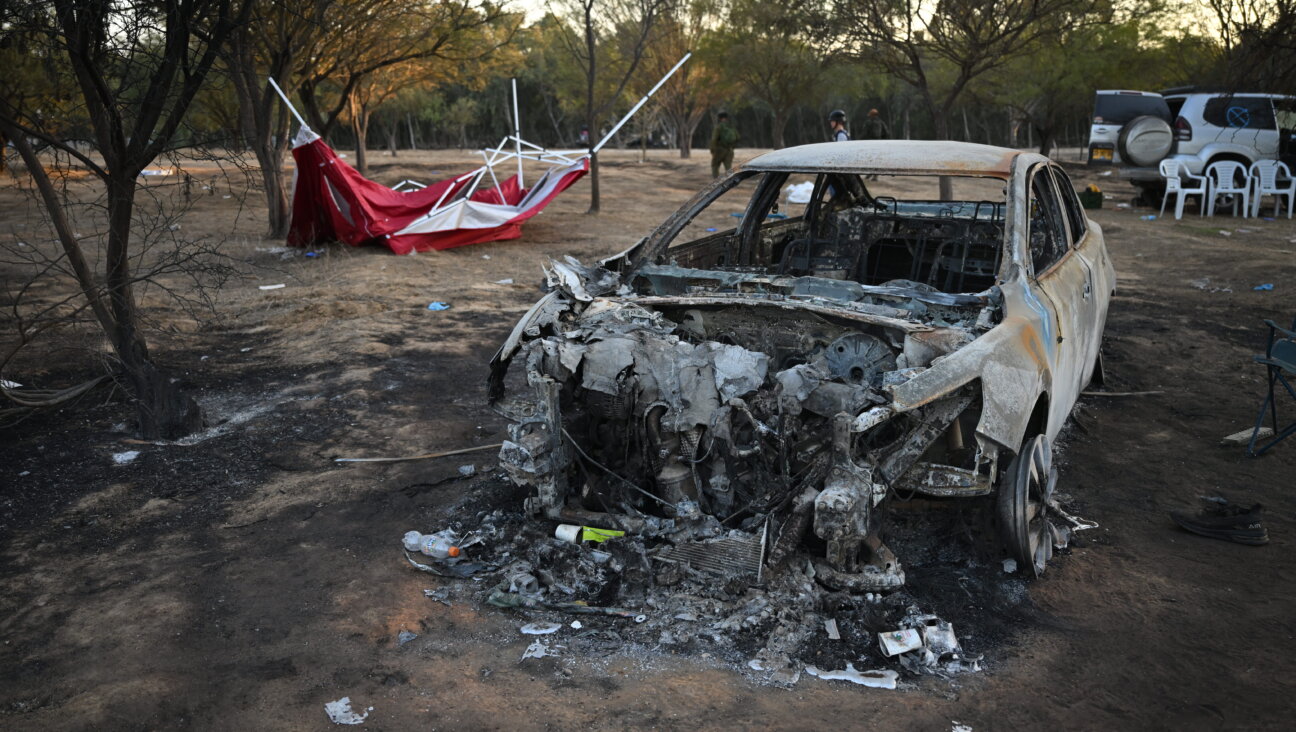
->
[[2, 145, 1295, 730]]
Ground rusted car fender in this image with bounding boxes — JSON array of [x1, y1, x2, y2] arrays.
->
[[888, 315, 1052, 454]]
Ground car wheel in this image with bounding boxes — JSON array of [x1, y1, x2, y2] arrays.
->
[[1118, 115, 1173, 168], [998, 434, 1063, 577]]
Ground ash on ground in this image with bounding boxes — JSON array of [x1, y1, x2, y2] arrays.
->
[[405, 476, 1046, 689]]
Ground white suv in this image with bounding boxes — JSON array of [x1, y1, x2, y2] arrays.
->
[[1087, 90, 1173, 169], [1164, 91, 1296, 174]]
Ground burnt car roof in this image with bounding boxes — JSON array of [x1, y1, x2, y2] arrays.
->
[[742, 140, 1023, 179]]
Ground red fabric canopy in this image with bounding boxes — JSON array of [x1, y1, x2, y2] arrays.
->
[[287, 138, 588, 254]]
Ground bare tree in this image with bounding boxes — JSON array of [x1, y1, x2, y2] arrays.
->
[[224, 0, 333, 239], [1204, 0, 1296, 93], [0, 0, 250, 439], [831, 0, 1092, 197], [555, 0, 665, 213], [644, 0, 728, 158], [722, 0, 827, 149], [296, 1, 516, 154]]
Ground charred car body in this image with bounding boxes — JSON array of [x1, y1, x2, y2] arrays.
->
[[490, 141, 1113, 590]]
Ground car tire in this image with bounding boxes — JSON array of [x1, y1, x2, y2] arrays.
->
[[997, 434, 1062, 577], [1118, 115, 1173, 168]]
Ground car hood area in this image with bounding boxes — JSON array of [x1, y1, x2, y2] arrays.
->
[[489, 256, 1007, 594]]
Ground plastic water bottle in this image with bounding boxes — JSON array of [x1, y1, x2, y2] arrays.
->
[[402, 530, 460, 560]]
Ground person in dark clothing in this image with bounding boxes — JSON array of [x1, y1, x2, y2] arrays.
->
[[828, 109, 850, 142], [710, 112, 739, 178], [862, 108, 890, 140]]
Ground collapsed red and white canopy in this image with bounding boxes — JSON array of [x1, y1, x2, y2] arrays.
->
[[280, 57, 688, 255], [287, 128, 588, 254]]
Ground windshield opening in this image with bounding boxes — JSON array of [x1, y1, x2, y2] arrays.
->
[[643, 170, 1008, 295]]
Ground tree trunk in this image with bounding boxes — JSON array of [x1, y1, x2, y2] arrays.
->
[[251, 139, 290, 239], [350, 98, 370, 175], [678, 120, 697, 159], [386, 124, 398, 157], [588, 150, 601, 214], [407, 113, 417, 150], [226, 44, 292, 239], [772, 108, 788, 149], [1038, 126, 1055, 157], [105, 178, 204, 439]]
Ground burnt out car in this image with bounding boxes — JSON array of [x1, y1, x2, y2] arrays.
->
[[490, 140, 1113, 589]]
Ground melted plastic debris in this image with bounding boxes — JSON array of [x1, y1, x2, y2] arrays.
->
[[520, 622, 562, 635], [112, 451, 140, 465], [324, 697, 371, 725], [521, 640, 562, 660], [397, 630, 418, 646], [805, 664, 898, 689]]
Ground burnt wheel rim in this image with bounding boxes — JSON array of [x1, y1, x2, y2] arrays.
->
[[1003, 434, 1058, 577]]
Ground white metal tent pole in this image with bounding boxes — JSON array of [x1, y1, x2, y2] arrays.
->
[[512, 78, 524, 189], [592, 52, 691, 155], [267, 77, 310, 131]]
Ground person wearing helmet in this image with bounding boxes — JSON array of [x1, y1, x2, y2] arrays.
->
[[828, 110, 850, 142]]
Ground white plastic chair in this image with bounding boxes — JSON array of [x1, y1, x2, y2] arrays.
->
[[1159, 160, 1207, 219], [1249, 160, 1296, 219], [1206, 161, 1251, 217]]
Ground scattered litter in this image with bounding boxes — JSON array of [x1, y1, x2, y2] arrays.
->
[[1189, 277, 1231, 293], [1235, 228, 1254, 233], [553, 524, 625, 543], [19, 471, 31, 477], [1002, 558, 1017, 573], [878, 628, 922, 656], [1219, 230, 1232, 236], [824, 618, 841, 640], [1222, 427, 1271, 446], [521, 640, 562, 660], [403, 530, 461, 559], [139, 169, 172, 176], [423, 588, 451, 605], [705, 227, 717, 232], [1254, 283, 1274, 291], [494, 278, 515, 285], [1139, 214, 1156, 221], [240, 347, 253, 353], [305, 251, 319, 257], [520, 622, 562, 635], [458, 464, 476, 477], [1264, 217, 1276, 221], [397, 630, 418, 646], [222, 194, 232, 199], [953, 723, 973, 732], [1115, 202, 1131, 208], [805, 664, 897, 689], [1099, 170, 1112, 176], [570, 620, 582, 629], [112, 451, 140, 465], [258, 283, 286, 290], [427, 302, 451, 310], [0, 379, 22, 389], [405, 551, 493, 578], [482, 255, 491, 259], [324, 697, 371, 725]]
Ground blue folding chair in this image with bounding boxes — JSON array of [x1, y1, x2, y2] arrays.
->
[[1249, 317, 1296, 455]]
